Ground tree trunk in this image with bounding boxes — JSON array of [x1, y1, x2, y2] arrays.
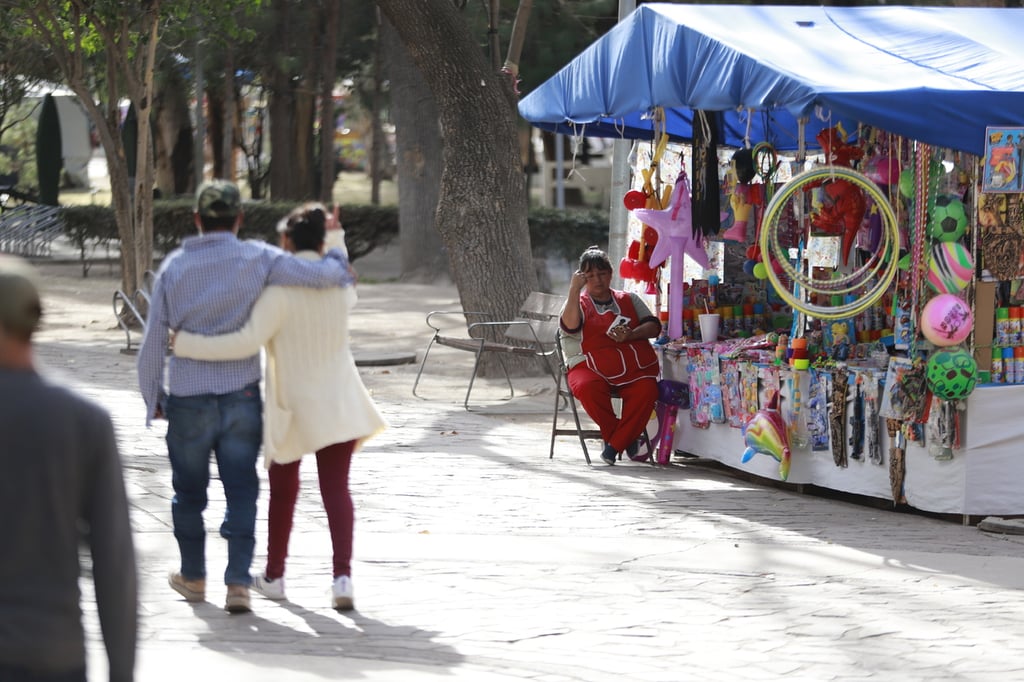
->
[[153, 70, 193, 196], [369, 19, 384, 206], [223, 45, 236, 182], [376, 0, 536, 375], [318, 0, 339, 203], [207, 85, 225, 178], [268, 0, 295, 200], [380, 17, 447, 282]]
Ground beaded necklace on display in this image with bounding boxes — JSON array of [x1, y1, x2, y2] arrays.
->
[[907, 143, 935, 356]]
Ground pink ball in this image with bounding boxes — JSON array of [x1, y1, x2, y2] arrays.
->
[[875, 156, 901, 186], [920, 294, 973, 347]]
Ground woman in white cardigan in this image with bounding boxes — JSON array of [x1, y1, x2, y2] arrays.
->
[[174, 204, 386, 611]]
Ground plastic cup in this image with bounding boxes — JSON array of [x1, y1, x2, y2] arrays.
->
[[698, 313, 720, 343]]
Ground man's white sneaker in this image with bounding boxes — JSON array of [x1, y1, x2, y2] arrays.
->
[[332, 575, 354, 611], [252, 574, 286, 601]]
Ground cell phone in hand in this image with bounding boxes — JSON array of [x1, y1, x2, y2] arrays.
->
[[607, 314, 631, 336]]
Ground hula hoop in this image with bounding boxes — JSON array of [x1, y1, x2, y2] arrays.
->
[[759, 166, 900, 320]]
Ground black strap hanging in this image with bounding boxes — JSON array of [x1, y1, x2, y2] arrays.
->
[[691, 110, 722, 239]]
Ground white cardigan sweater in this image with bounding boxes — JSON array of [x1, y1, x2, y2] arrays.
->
[[174, 246, 386, 467]]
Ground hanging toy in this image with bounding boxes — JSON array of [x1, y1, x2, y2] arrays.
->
[[620, 131, 671, 289], [623, 190, 647, 210], [849, 373, 865, 460], [817, 123, 864, 168], [810, 178, 868, 265], [864, 376, 882, 465], [926, 242, 974, 294], [723, 183, 755, 243], [925, 346, 978, 401], [632, 171, 710, 340], [920, 294, 973, 347], [740, 391, 792, 481], [830, 367, 850, 468], [760, 167, 899, 320], [886, 418, 906, 504], [927, 194, 968, 242]]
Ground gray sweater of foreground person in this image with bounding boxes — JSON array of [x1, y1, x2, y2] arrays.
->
[[0, 368, 137, 682]]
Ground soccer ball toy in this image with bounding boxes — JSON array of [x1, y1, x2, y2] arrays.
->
[[928, 195, 968, 242], [926, 347, 977, 401]]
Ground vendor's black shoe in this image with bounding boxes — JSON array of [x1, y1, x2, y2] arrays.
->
[[600, 444, 617, 466], [626, 439, 640, 458]]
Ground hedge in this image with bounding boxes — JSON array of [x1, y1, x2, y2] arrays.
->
[[60, 201, 609, 269]]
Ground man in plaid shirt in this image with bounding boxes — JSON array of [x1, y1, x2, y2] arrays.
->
[[137, 180, 355, 614]]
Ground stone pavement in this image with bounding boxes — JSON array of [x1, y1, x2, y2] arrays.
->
[[27, 261, 1024, 682]]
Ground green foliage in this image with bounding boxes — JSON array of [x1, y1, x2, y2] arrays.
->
[[0, 101, 39, 193], [527, 207, 609, 260], [60, 199, 611, 271]]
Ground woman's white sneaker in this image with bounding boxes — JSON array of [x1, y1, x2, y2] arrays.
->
[[332, 575, 354, 611], [252, 574, 286, 601]]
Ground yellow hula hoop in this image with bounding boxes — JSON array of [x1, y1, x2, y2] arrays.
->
[[768, 201, 894, 297], [767, 169, 895, 293], [759, 166, 900, 321]]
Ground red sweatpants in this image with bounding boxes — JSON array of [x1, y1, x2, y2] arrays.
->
[[264, 440, 355, 580], [567, 365, 657, 453]]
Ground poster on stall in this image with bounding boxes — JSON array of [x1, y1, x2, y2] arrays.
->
[[982, 126, 1024, 193], [977, 192, 1024, 281]]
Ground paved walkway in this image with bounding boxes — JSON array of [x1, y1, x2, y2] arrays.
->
[[29, 262, 1024, 681]]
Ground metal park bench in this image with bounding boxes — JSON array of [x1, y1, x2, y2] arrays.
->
[[412, 291, 564, 410], [0, 205, 64, 258], [113, 270, 155, 354]]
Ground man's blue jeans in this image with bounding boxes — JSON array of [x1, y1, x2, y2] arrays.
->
[[165, 383, 262, 586]]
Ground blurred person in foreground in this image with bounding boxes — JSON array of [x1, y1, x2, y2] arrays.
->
[[560, 246, 661, 466], [137, 180, 355, 614], [0, 256, 137, 682], [174, 204, 386, 611]]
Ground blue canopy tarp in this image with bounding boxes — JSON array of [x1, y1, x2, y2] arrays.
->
[[519, 4, 1024, 155]]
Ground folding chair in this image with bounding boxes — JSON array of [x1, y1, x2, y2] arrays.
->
[[549, 332, 653, 465]]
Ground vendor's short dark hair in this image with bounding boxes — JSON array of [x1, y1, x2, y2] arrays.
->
[[279, 203, 327, 252], [578, 246, 612, 273]]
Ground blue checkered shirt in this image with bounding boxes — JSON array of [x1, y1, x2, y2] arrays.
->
[[137, 231, 354, 425]]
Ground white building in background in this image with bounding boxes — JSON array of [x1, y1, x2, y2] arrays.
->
[[26, 84, 94, 189]]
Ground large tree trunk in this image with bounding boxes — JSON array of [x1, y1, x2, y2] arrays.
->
[[380, 17, 447, 282], [153, 70, 193, 196], [376, 0, 537, 375], [318, 0, 339, 203]]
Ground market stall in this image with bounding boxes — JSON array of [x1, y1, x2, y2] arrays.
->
[[519, 4, 1024, 516]]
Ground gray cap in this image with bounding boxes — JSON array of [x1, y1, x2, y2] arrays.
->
[[0, 255, 42, 337], [195, 179, 242, 219]]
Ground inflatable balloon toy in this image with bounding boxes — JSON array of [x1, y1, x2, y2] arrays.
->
[[623, 189, 648, 211], [817, 123, 864, 168], [723, 183, 755, 243], [741, 391, 792, 480], [632, 171, 709, 340], [920, 294, 973, 347], [810, 176, 867, 265]]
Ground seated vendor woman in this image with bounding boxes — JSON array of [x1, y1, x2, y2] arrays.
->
[[560, 246, 661, 465]]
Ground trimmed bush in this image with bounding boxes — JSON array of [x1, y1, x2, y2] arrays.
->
[[60, 201, 609, 271]]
